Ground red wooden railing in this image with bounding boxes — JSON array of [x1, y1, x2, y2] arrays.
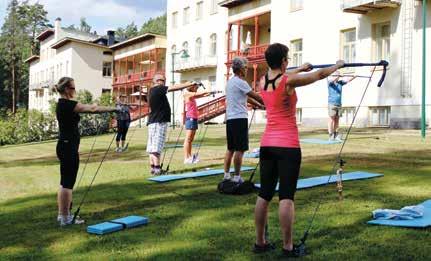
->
[[114, 70, 164, 85], [228, 44, 269, 62], [197, 96, 227, 123]]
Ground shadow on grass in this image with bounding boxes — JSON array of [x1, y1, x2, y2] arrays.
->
[[1, 149, 431, 260]]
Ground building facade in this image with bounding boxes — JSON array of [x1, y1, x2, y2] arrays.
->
[[167, 0, 430, 128], [26, 18, 113, 112]]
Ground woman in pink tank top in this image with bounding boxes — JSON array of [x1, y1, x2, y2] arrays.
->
[[183, 84, 212, 164], [253, 43, 345, 257]]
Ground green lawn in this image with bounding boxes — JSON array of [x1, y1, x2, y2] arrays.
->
[[1, 125, 430, 260]]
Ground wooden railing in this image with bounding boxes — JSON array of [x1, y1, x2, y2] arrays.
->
[[228, 44, 269, 62], [114, 70, 164, 85], [197, 96, 226, 123]]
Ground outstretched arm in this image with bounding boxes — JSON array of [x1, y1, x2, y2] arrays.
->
[[286, 62, 313, 74], [167, 82, 200, 92], [248, 97, 265, 110], [286, 60, 345, 90], [247, 91, 264, 107], [74, 103, 117, 113], [344, 76, 357, 84]]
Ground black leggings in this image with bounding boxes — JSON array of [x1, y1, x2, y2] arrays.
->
[[116, 120, 130, 141], [258, 147, 302, 201], [56, 140, 80, 189]]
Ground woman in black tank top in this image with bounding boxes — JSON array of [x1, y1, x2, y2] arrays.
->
[[55, 77, 117, 226]]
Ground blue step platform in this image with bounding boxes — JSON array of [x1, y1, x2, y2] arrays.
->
[[87, 215, 149, 235], [367, 200, 431, 228], [255, 171, 383, 191], [148, 166, 255, 183]]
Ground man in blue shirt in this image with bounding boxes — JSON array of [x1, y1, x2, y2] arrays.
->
[[328, 74, 356, 141]]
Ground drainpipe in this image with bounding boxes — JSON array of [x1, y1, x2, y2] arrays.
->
[[421, 0, 427, 139]]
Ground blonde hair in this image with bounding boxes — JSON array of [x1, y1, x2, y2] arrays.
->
[[53, 77, 74, 94]]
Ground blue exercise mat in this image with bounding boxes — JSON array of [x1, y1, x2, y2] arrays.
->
[[300, 138, 342, 145], [244, 152, 259, 158], [367, 200, 431, 228], [254, 171, 383, 191], [87, 222, 124, 235], [87, 215, 149, 235], [148, 166, 255, 183], [111, 216, 149, 228]]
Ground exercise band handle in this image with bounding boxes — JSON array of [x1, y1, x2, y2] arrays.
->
[[288, 60, 389, 87]]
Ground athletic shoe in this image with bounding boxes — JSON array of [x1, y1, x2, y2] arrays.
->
[[115, 147, 121, 153], [329, 133, 334, 141], [57, 214, 61, 222], [282, 245, 302, 258], [253, 242, 276, 254], [59, 215, 85, 226], [191, 154, 199, 164], [232, 175, 244, 183], [184, 157, 194, 164], [153, 168, 162, 176], [150, 168, 155, 175], [335, 133, 343, 141], [121, 146, 127, 152], [223, 173, 232, 180]]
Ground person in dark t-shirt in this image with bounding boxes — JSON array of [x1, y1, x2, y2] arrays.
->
[[55, 77, 117, 226], [146, 74, 198, 175], [115, 95, 132, 152]]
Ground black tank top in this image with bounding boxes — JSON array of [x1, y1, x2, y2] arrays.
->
[[56, 98, 80, 142]]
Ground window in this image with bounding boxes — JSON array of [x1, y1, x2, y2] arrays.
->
[[50, 67, 54, 81], [210, 0, 218, 14], [296, 108, 302, 124], [172, 12, 178, 28], [341, 29, 356, 63], [290, 0, 303, 12], [195, 38, 202, 59], [340, 107, 356, 126], [290, 39, 303, 67], [374, 22, 390, 61], [210, 33, 217, 56], [66, 61, 69, 76], [103, 62, 112, 77], [196, 1, 203, 20], [60, 63, 63, 76], [369, 107, 390, 127], [183, 7, 190, 25], [209, 75, 216, 89]]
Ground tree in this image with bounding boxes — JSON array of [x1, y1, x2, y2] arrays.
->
[[140, 13, 167, 35], [79, 17, 92, 33], [19, 1, 48, 55], [116, 21, 139, 40]]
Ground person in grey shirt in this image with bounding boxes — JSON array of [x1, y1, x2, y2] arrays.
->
[[224, 57, 264, 183]]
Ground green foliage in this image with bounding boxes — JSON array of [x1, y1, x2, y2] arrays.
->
[[75, 89, 93, 104], [79, 17, 92, 33], [116, 22, 139, 40], [140, 13, 167, 35]]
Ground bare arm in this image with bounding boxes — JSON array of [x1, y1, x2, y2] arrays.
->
[[184, 90, 212, 99], [167, 82, 198, 92], [74, 103, 117, 113], [247, 91, 264, 106], [344, 76, 357, 84], [286, 60, 345, 90], [286, 62, 313, 74], [248, 97, 265, 110]]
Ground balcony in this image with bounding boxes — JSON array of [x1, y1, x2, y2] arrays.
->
[[341, 0, 401, 14], [174, 56, 218, 73], [113, 69, 164, 85], [197, 95, 226, 123], [30, 80, 54, 90], [228, 44, 269, 63]]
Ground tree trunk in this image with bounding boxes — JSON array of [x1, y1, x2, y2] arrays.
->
[[12, 62, 16, 113]]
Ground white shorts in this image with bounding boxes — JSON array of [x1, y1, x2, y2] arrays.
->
[[146, 122, 168, 154]]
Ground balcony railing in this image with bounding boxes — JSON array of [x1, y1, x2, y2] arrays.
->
[[114, 69, 164, 85], [228, 44, 269, 62], [341, 0, 401, 14], [174, 56, 218, 72], [197, 95, 226, 123], [30, 80, 54, 90]]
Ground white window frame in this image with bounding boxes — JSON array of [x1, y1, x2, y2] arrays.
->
[[196, 1, 204, 20], [172, 12, 178, 28], [183, 7, 190, 25], [210, 33, 217, 56], [341, 28, 356, 64], [369, 106, 390, 127], [290, 39, 303, 67], [340, 107, 356, 126], [290, 0, 303, 12], [195, 38, 202, 59], [210, 0, 218, 14], [373, 22, 391, 61]]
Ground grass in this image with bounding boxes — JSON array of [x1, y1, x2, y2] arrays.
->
[[1, 124, 431, 260]]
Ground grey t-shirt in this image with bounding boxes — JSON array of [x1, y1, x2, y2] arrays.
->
[[226, 76, 252, 120]]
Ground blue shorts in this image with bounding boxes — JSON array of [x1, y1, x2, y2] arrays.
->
[[185, 118, 198, 130]]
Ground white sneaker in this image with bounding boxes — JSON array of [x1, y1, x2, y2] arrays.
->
[[192, 154, 199, 164], [184, 157, 193, 164], [115, 147, 121, 153], [232, 175, 244, 183], [335, 133, 343, 141], [223, 173, 232, 180], [60, 215, 85, 226]]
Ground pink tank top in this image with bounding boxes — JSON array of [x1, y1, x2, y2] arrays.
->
[[260, 75, 300, 148], [185, 97, 198, 119]]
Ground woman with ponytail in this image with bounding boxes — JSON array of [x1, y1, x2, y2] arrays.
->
[[54, 77, 117, 226]]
